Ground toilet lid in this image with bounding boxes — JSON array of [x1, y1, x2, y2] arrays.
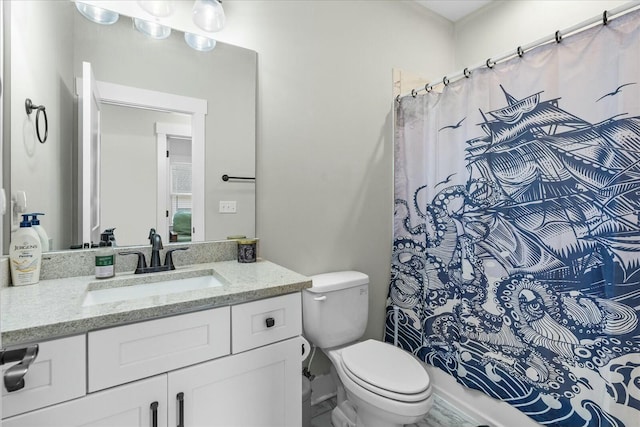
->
[[340, 340, 430, 397]]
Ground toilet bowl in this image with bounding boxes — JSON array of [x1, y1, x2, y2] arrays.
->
[[324, 340, 433, 427], [303, 271, 434, 427]]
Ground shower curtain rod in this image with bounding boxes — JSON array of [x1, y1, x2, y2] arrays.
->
[[401, 1, 640, 100]]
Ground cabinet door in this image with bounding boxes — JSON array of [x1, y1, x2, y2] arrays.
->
[[2, 335, 86, 418], [3, 375, 168, 427], [168, 337, 302, 427]]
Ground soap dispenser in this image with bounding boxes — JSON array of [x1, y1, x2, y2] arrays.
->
[[30, 213, 50, 252], [9, 214, 42, 286], [95, 228, 116, 279]]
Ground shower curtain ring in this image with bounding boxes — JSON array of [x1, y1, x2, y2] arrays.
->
[[411, 89, 418, 98], [443, 76, 450, 86], [603, 10, 608, 25], [425, 84, 432, 93], [395, 94, 400, 103], [555, 30, 562, 43], [463, 68, 471, 78], [486, 58, 495, 69], [517, 46, 524, 57]]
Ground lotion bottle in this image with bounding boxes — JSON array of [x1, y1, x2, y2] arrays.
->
[[9, 214, 42, 286], [30, 213, 50, 252]]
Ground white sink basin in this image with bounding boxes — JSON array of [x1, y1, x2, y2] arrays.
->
[[83, 274, 224, 306]]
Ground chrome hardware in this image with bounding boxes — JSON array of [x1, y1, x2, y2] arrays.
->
[[0, 344, 39, 392]]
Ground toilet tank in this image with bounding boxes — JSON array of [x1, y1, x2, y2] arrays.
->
[[303, 271, 369, 349]]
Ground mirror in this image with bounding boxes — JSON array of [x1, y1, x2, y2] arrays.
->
[[4, 0, 257, 252]]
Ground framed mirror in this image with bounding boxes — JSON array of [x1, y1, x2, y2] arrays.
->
[[4, 0, 257, 252]]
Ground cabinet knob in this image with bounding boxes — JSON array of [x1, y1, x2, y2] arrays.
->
[[265, 317, 275, 328]]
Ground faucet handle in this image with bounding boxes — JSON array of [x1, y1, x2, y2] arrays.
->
[[164, 247, 189, 270], [119, 251, 148, 274]]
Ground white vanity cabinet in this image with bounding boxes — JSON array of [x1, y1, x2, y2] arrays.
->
[[2, 292, 303, 427], [4, 375, 168, 427]]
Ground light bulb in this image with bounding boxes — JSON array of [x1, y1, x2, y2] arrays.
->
[[192, 0, 226, 33], [137, 1, 176, 18], [133, 18, 172, 39], [184, 33, 217, 51], [75, 2, 119, 25]]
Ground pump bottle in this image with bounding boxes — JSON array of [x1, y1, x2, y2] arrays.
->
[[30, 213, 50, 252], [95, 228, 116, 279], [9, 214, 42, 286]]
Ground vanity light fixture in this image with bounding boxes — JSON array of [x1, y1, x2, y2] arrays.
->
[[184, 33, 217, 52], [75, 0, 225, 51], [133, 17, 172, 39], [192, 0, 225, 33], [75, 2, 119, 25]]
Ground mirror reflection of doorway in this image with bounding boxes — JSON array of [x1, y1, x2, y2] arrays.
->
[[99, 107, 190, 247], [167, 136, 192, 243]]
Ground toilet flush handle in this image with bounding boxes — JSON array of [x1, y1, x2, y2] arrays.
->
[[314, 295, 327, 301]]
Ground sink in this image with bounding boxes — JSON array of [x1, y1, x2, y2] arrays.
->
[[83, 271, 225, 306]]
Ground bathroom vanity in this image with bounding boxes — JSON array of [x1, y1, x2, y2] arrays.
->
[[0, 242, 310, 426]]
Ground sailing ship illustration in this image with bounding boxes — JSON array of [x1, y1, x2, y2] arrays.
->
[[463, 86, 640, 285]]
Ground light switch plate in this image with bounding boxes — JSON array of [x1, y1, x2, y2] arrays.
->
[[219, 201, 237, 213]]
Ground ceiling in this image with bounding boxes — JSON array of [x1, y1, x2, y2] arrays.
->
[[416, 0, 493, 22]]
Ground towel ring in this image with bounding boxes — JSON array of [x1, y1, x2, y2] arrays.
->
[[25, 99, 48, 144]]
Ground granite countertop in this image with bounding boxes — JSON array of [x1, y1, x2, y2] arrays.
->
[[1, 259, 311, 347]]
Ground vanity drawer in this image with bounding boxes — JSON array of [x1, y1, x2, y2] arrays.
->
[[231, 292, 301, 353], [2, 335, 86, 418], [88, 307, 230, 392]]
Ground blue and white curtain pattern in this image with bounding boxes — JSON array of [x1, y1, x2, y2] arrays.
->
[[385, 10, 640, 427]]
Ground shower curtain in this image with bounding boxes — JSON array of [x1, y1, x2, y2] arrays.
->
[[385, 10, 640, 427]]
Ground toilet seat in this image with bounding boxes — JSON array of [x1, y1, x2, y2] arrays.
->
[[339, 340, 431, 403]]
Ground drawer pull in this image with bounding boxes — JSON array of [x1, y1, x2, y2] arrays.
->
[[0, 344, 39, 392], [177, 392, 185, 427], [150, 401, 159, 427], [265, 317, 275, 328], [314, 295, 327, 301]]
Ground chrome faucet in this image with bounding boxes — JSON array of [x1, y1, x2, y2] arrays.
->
[[120, 228, 189, 274]]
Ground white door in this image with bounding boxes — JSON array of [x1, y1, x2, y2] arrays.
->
[[78, 61, 101, 245], [168, 338, 302, 427], [3, 375, 167, 427]]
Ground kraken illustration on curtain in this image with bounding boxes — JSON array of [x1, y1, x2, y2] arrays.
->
[[385, 10, 640, 427]]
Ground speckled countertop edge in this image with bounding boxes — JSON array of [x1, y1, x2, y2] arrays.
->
[[1, 259, 311, 347]]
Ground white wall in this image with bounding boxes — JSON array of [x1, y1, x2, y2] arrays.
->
[[216, 0, 454, 345]]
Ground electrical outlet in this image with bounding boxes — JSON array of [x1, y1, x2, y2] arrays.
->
[[219, 201, 237, 213]]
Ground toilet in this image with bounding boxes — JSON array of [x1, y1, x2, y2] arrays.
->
[[303, 271, 433, 427]]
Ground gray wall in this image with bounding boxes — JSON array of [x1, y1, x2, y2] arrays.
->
[[7, 0, 74, 250], [215, 1, 456, 361]]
